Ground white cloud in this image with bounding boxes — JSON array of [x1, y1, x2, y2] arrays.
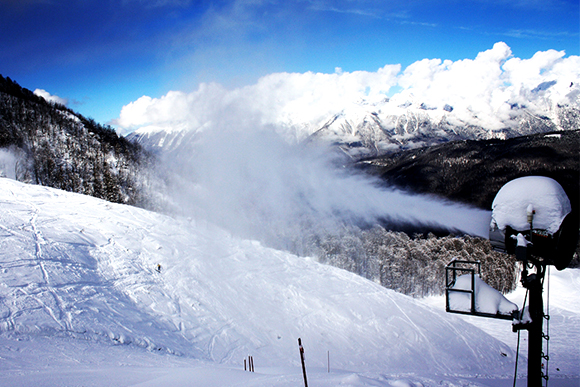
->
[[33, 89, 68, 106], [115, 42, 580, 136], [502, 47, 578, 106], [113, 83, 231, 134], [396, 42, 514, 129], [115, 65, 400, 137]]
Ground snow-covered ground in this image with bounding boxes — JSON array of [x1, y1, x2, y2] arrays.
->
[[0, 178, 578, 386]]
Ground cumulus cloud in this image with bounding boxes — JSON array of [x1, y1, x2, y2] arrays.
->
[[392, 42, 580, 129], [114, 83, 231, 134], [115, 65, 400, 136], [115, 42, 579, 137], [395, 42, 514, 128], [33, 89, 68, 106]]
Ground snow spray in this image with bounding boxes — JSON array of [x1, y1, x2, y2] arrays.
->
[[162, 123, 491, 252]]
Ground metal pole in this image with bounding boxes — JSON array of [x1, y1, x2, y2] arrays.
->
[[298, 338, 308, 387], [471, 268, 476, 314], [526, 263, 545, 387]]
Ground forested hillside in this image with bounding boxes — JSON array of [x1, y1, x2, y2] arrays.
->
[[0, 75, 151, 206], [359, 130, 579, 211], [356, 130, 580, 269], [311, 226, 517, 298]]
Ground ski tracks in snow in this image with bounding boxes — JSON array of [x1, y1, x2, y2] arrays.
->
[[28, 203, 74, 332], [0, 179, 540, 378], [0, 196, 75, 334]]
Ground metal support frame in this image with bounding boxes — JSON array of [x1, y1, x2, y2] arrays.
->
[[445, 256, 549, 386], [512, 246, 548, 387], [445, 260, 479, 315], [445, 259, 515, 320]]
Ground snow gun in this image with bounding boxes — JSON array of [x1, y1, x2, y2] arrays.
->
[[447, 176, 578, 387], [489, 176, 577, 270], [489, 176, 578, 387]]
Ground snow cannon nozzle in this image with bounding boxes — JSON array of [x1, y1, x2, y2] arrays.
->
[[526, 204, 535, 227]]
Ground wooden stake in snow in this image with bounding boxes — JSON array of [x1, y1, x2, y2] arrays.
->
[[244, 356, 254, 372], [298, 338, 308, 387]]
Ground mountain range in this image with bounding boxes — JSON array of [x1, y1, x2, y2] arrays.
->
[[127, 84, 580, 160]]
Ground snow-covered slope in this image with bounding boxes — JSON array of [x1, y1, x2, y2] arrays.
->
[[0, 178, 577, 386]]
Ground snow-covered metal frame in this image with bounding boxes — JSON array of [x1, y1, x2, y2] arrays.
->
[[445, 259, 516, 320]]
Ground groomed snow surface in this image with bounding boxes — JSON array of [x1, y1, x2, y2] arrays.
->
[[0, 178, 578, 386]]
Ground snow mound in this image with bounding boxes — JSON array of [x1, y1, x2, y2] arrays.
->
[[491, 176, 571, 234], [449, 274, 518, 316], [0, 178, 517, 377]]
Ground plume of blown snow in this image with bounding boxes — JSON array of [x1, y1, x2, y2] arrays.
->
[[161, 119, 490, 251], [114, 42, 580, 247]]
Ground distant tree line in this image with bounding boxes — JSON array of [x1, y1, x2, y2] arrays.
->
[[306, 226, 517, 298], [0, 74, 153, 206]]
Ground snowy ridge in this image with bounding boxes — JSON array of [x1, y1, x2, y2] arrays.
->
[[306, 100, 578, 158], [0, 178, 526, 383], [128, 97, 579, 159]]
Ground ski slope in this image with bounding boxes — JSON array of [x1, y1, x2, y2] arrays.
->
[[0, 178, 578, 386]]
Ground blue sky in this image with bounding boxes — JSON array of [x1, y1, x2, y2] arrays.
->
[[1, 0, 578, 126]]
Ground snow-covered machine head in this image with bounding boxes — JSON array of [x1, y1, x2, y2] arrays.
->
[[489, 176, 578, 270]]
